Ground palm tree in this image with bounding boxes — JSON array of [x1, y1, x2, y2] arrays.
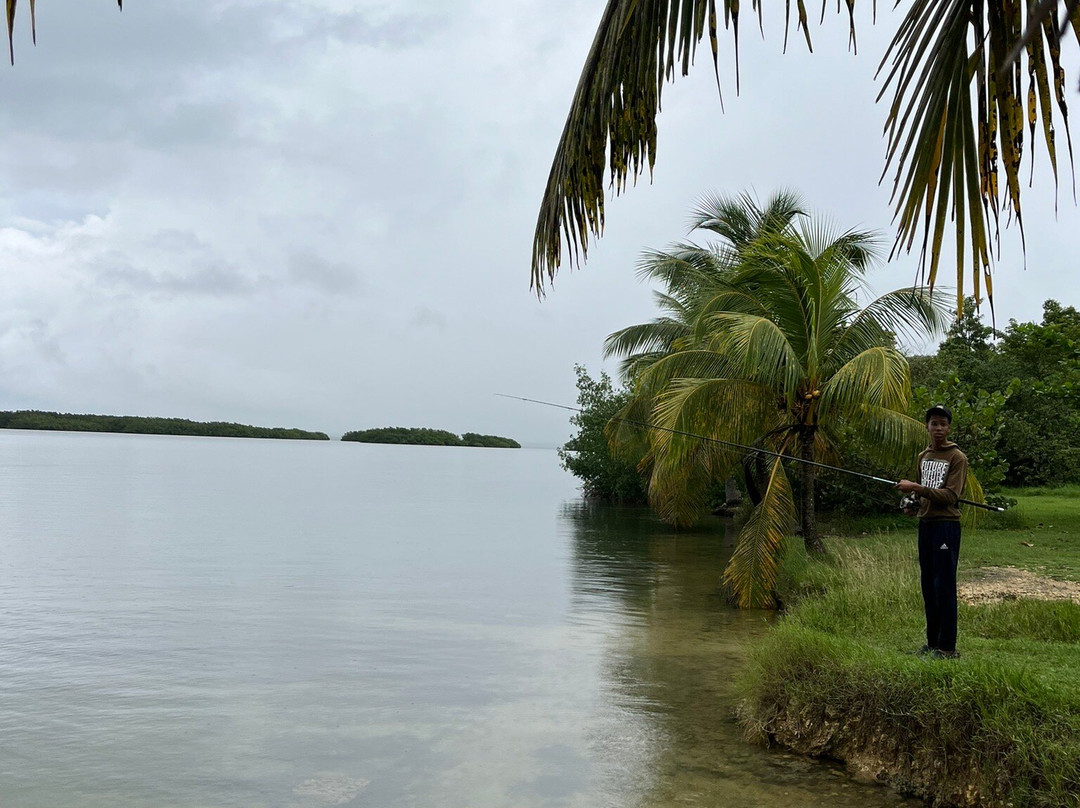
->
[[605, 190, 807, 376], [532, 1, 1080, 315], [4, 1, 122, 65], [606, 192, 952, 607]]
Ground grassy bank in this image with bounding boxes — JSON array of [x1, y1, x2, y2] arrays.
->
[[738, 488, 1080, 808]]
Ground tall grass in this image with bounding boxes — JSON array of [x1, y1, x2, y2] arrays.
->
[[741, 526, 1080, 807]]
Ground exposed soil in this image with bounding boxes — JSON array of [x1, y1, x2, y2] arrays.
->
[[751, 713, 999, 808], [959, 566, 1080, 605]]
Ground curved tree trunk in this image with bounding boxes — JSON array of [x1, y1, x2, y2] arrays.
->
[[801, 429, 824, 554]]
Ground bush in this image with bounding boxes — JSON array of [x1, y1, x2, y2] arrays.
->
[[558, 365, 648, 504]]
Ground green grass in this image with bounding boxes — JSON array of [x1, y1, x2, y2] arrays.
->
[[740, 488, 1080, 807], [817, 487, 1080, 581]]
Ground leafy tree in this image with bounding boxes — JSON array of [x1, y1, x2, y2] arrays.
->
[[911, 298, 1080, 487], [607, 192, 951, 607], [558, 365, 649, 504], [912, 374, 1018, 492], [996, 300, 1080, 485], [531, 1, 1080, 312]]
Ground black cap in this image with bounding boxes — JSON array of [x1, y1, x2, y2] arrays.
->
[[925, 404, 952, 423]]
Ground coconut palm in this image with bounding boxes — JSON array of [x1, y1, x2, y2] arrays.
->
[[605, 189, 807, 377], [532, 1, 1080, 314], [607, 192, 952, 607]]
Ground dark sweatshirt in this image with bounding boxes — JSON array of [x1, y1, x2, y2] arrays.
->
[[914, 442, 968, 522]]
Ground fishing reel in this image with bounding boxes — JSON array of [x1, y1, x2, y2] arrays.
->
[[899, 494, 920, 515]]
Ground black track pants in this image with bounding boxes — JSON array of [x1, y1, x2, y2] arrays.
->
[[917, 520, 962, 653]]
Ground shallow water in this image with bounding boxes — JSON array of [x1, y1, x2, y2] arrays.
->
[[0, 431, 916, 807]]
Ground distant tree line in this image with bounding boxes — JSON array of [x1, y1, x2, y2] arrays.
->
[[341, 427, 520, 448], [0, 410, 330, 441]]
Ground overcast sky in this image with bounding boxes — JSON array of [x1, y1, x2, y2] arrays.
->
[[1, 1, 1077, 445]]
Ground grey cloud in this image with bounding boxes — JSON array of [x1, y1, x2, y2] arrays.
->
[[410, 306, 447, 330], [144, 228, 212, 254], [0, 319, 67, 382], [0, 139, 133, 197], [326, 9, 446, 48], [93, 255, 254, 298], [288, 251, 363, 294]]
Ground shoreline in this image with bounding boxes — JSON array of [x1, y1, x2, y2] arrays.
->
[[736, 489, 1080, 807]]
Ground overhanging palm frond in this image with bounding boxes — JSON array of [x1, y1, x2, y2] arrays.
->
[[647, 435, 723, 526], [531, 0, 833, 296], [6, 0, 122, 65], [531, 0, 720, 295], [879, 0, 1079, 310], [532, 0, 1080, 312], [723, 450, 796, 608]]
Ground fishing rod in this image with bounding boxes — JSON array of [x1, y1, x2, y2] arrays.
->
[[496, 393, 1004, 512]]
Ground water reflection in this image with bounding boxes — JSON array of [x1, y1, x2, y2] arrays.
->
[[0, 434, 920, 807], [561, 501, 916, 808]]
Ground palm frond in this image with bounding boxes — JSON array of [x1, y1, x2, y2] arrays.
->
[[647, 435, 724, 526], [723, 449, 796, 608], [634, 348, 737, 390], [531, 0, 723, 295], [6, 0, 122, 65], [650, 376, 779, 460], [828, 286, 951, 369], [605, 393, 658, 470], [636, 244, 733, 291], [832, 405, 929, 471], [702, 312, 804, 395], [618, 350, 677, 383], [646, 375, 782, 526], [689, 188, 807, 247], [961, 468, 986, 531], [604, 318, 693, 360], [817, 345, 912, 415], [532, 0, 1080, 312], [879, 0, 1079, 309]]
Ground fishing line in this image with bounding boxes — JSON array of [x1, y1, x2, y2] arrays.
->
[[496, 393, 1004, 512]]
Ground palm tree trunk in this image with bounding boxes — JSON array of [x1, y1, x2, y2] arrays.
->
[[801, 430, 824, 554]]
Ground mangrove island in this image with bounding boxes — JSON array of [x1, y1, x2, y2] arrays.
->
[[0, 410, 330, 441], [341, 427, 520, 448]]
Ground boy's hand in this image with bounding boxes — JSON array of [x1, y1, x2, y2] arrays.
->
[[896, 479, 920, 494], [899, 494, 920, 517]]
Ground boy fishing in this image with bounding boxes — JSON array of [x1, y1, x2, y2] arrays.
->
[[897, 405, 968, 659]]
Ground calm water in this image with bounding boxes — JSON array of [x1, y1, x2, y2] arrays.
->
[[0, 431, 915, 808]]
